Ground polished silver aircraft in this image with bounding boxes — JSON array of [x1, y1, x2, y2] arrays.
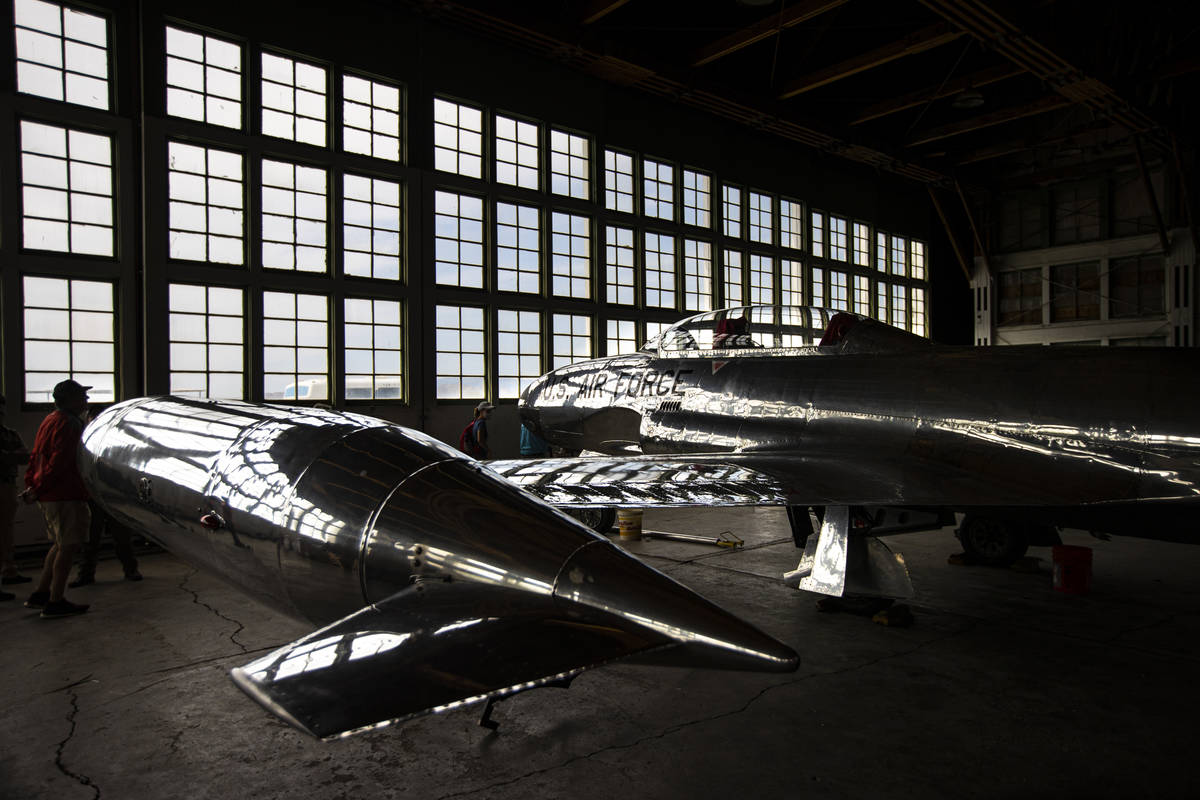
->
[[80, 398, 798, 739], [495, 305, 1200, 598]]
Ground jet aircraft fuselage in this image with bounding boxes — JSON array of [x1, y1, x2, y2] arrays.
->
[[516, 306, 1200, 540]]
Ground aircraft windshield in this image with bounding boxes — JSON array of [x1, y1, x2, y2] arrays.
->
[[642, 306, 850, 355]]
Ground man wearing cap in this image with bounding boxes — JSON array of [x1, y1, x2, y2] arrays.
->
[[20, 379, 93, 618], [469, 401, 494, 458]]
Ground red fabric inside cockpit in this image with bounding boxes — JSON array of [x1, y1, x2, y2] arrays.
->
[[818, 312, 858, 347]]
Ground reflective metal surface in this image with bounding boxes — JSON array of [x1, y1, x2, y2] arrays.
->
[[519, 305, 1200, 524], [80, 397, 798, 739]]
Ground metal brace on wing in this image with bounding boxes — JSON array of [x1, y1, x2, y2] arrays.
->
[[783, 505, 913, 599]]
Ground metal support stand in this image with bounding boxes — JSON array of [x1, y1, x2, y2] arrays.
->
[[477, 677, 575, 731]]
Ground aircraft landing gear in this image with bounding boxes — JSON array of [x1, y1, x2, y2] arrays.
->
[[956, 514, 1029, 566]]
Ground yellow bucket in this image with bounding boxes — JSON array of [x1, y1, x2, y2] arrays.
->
[[616, 509, 643, 541]]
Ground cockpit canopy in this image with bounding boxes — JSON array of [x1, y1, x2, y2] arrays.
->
[[642, 306, 851, 355]]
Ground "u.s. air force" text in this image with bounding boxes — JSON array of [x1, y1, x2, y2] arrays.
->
[[541, 368, 694, 401]]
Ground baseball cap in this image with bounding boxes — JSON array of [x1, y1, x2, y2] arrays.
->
[[475, 400, 495, 412], [52, 379, 92, 402]]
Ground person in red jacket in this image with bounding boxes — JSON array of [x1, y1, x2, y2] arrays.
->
[[20, 379, 93, 618]]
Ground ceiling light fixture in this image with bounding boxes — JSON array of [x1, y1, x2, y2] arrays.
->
[[952, 89, 985, 110]]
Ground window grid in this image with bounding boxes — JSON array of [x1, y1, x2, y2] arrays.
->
[[911, 288, 927, 337], [496, 202, 540, 294], [166, 26, 242, 129], [749, 191, 773, 245], [909, 240, 926, 281], [434, 190, 485, 288], [876, 231, 888, 272], [344, 298, 403, 400], [781, 259, 803, 305], [829, 270, 848, 311], [551, 212, 591, 299], [606, 319, 638, 355], [852, 275, 871, 316], [550, 129, 589, 199], [262, 291, 328, 401], [497, 309, 541, 399], [343, 74, 401, 161], [435, 305, 486, 399], [781, 199, 803, 250], [169, 142, 243, 264], [644, 320, 669, 345], [722, 185, 743, 238], [433, 97, 483, 178], [876, 281, 890, 324], [890, 235, 908, 276], [643, 158, 674, 221], [495, 115, 539, 189], [682, 239, 713, 312], [343, 173, 400, 280], [20, 120, 113, 256], [852, 222, 870, 267], [682, 170, 711, 228], [22, 276, 115, 403], [15, 0, 109, 109], [168, 284, 244, 400], [552, 313, 592, 369], [811, 211, 825, 258], [604, 149, 635, 213], [261, 159, 327, 272], [261, 52, 326, 147], [749, 253, 774, 304], [605, 225, 636, 305], [644, 232, 677, 309], [811, 266, 825, 307], [891, 284, 908, 329], [829, 216, 848, 261], [723, 249, 744, 306]]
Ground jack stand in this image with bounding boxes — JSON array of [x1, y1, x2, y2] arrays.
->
[[478, 677, 575, 731]]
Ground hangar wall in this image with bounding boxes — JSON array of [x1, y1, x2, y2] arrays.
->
[[1, 0, 947, 546]]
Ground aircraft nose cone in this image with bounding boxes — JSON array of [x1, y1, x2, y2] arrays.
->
[[554, 540, 799, 672]]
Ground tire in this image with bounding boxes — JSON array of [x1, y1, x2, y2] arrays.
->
[[565, 507, 617, 534], [957, 515, 1029, 567]]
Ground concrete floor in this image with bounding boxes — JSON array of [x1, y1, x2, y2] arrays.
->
[[2, 507, 1199, 799]]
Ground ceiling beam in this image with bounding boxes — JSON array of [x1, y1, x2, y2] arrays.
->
[[408, 1, 951, 187], [907, 94, 1071, 147], [952, 119, 1115, 166], [917, 0, 1165, 148], [849, 63, 1023, 126], [777, 22, 964, 100], [690, 0, 848, 68], [580, 0, 634, 26]]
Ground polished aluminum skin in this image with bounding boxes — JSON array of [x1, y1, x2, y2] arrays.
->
[[78, 397, 797, 739], [514, 305, 1200, 535]]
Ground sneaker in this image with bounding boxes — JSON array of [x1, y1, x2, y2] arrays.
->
[[40, 599, 89, 618], [24, 591, 50, 609], [2, 574, 32, 585], [124, 571, 143, 582], [0, 590, 14, 601], [68, 574, 95, 588]]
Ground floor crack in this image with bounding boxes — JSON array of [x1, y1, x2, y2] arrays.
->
[[178, 568, 249, 653], [432, 625, 972, 800], [55, 684, 100, 800]]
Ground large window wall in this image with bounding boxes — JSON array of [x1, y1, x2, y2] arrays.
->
[[2, 0, 933, 421]]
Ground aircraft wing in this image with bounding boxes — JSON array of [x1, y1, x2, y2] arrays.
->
[[488, 424, 1200, 509], [231, 579, 673, 740], [485, 456, 791, 507]]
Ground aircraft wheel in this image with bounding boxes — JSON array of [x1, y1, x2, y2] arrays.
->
[[565, 507, 617, 534], [957, 515, 1028, 566]]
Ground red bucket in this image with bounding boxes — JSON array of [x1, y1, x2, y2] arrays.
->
[[1052, 545, 1093, 595]]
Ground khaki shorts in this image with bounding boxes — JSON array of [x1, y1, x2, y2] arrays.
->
[[38, 500, 90, 549]]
